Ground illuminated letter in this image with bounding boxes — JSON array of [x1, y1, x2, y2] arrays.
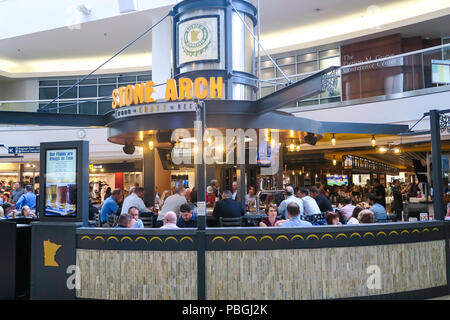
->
[[194, 77, 208, 99], [210, 77, 223, 99], [125, 85, 134, 106], [118, 87, 125, 107], [144, 81, 156, 103], [134, 83, 145, 105], [178, 78, 193, 100], [165, 79, 178, 101], [112, 89, 120, 109]]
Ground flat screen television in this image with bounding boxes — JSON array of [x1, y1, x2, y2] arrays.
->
[[44, 148, 77, 217], [327, 174, 348, 186]]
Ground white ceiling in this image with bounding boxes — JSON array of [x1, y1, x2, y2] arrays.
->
[[0, 0, 449, 77]]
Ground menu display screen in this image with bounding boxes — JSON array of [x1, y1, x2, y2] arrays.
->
[[327, 175, 349, 186], [45, 149, 77, 217]]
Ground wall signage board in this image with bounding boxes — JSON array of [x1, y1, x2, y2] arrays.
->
[[8, 146, 40, 154], [431, 60, 450, 84], [177, 15, 220, 67]]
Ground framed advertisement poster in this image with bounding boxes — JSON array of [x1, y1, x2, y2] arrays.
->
[[177, 15, 220, 68]]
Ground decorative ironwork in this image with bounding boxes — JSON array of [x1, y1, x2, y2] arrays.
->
[[321, 69, 339, 94], [439, 114, 450, 133]]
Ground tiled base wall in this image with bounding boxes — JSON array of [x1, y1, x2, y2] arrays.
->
[[76, 250, 197, 300], [206, 241, 447, 300]]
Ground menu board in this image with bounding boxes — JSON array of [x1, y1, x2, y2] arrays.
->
[[45, 149, 77, 217]]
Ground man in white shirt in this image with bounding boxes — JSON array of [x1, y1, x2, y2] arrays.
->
[[278, 186, 304, 219], [297, 187, 321, 215], [157, 187, 187, 224], [231, 181, 238, 200], [160, 211, 179, 229], [121, 188, 151, 215]]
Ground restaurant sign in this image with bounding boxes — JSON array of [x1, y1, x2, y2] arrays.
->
[[112, 77, 223, 109]]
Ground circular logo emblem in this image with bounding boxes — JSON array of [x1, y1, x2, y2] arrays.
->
[[182, 23, 211, 57]]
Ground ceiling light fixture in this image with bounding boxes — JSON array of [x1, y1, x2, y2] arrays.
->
[[371, 135, 376, 147]]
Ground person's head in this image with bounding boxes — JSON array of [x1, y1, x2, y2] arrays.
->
[[222, 190, 232, 200], [284, 186, 294, 198], [358, 209, 374, 224], [368, 194, 377, 206], [232, 181, 238, 192], [21, 205, 32, 217], [2, 203, 14, 215], [105, 187, 111, 194], [128, 206, 140, 221], [325, 211, 340, 225], [343, 196, 352, 205], [174, 186, 186, 197], [134, 187, 144, 198], [180, 204, 193, 221], [210, 179, 218, 188], [163, 211, 177, 225], [393, 179, 400, 187], [14, 182, 21, 190], [265, 204, 278, 220], [162, 190, 170, 200], [352, 206, 365, 219], [111, 188, 123, 202], [373, 179, 380, 186], [298, 187, 309, 198], [118, 213, 133, 228], [248, 186, 255, 196], [207, 186, 214, 194], [315, 182, 323, 190], [310, 186, 320, 198], [185, 188, 191, 201], [129, 186, 136, 194], [286, 202, 300, 219], [24, 185, 33, 193]]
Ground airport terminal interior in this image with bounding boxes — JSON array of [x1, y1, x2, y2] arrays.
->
[[1, 0, 450, 304]]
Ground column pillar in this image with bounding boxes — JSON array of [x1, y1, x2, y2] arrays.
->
[[430, 110, 444, 220], [151, 17, 171, 99], [237, 164, 246, 210], [277, 147, 284, 190]]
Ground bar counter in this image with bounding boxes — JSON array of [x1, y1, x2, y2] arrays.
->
[[73, 220, 450, 300]]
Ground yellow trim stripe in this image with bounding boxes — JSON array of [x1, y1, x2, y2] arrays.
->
[[212, 236, 226, 244], [80, 236, 91, 241], [106, 236, 119, 242], [150, 236, 163, 243], [244, 236, 258, 242], [94, 236, 105, 241], [135, 236, 148, 243], [180, 236, 194, 243], [275, 235, 289, 242], [120, 236, 133, 242], [164, 236, 179, 243], [291, 234, 304, 241], [259, 235, 273, 242], [306, 234, 319, 240]]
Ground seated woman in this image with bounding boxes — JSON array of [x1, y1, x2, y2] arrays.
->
[[325, 211, 340, 225], [20, 205, 37, 218], [357, 209, 375, 224], [347, 205, 364, 224], [259, 204, 279, 227], [206, 186, 216, 207]]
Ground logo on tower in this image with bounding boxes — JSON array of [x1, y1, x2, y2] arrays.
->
[[178, 15, 219, 66]]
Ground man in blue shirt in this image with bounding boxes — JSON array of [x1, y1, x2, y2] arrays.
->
[[15, 185, 36, 211], [100, 189, 123, 226], [128, 206, 145, 228], [368, 194, 387, 222], [177, 203, 197, 228], [278, 202, 313, 228], [278, 186, 304, 219]]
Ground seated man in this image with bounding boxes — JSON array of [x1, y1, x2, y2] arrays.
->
[[277, 202, 312, 228], [368, 194, 387, 222], [20, 205, 37, 218], [177, 203, 197, 228], [339, 196, 356, 221], [212, 190, 245, 223], [15, 185, 36, 211], [160, 211, 179, 229], [2, 203, 17, 219], [278, 186, 304, 219], [128, 206, 144, 228], [100, 188, 123, 227], [115, 213, 135, 228], [310, 186, 333, 213], [297, 187, 321, 215]]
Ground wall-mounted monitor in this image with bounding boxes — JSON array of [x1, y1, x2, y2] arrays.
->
[[327, 174, 348, 186]]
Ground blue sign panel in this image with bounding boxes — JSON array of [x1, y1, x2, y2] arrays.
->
[[8, 146, 40, 154]]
